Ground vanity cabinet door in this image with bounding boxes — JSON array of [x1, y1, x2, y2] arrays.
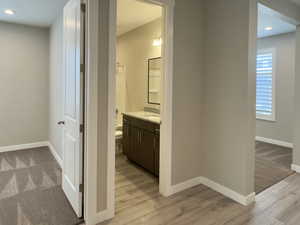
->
[[130, 126, 140, 163], [154, 133, 160, 176], [122, 115, 159, 176], [138, 130, 155, 174], [122, 122, 131, 157]]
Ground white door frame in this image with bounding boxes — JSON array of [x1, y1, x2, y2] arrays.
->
[[84, 0, 102, 224], [106, 0, 175, 217], [157, 0, 175, 197]]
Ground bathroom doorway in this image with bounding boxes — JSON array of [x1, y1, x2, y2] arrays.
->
[[105, 0, 174, 217], [114, 0, 163, 213], [254, 3, 296, 194]]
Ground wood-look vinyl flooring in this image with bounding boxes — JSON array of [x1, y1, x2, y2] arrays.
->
[[98, 142, 297, 225], [255, 141, 294, 193], [115, 154, 159, 214]]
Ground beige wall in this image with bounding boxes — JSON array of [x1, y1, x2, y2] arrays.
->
[[117, 18, 162, 116], [256, 33, 296, 143], [49, 13, 64, 158], [0, 22, 49, 147], [203, 0, 256, 195], [171, 0, 204, 184]]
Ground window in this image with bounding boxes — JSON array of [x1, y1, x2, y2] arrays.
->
[[256, 49, 275, 121]]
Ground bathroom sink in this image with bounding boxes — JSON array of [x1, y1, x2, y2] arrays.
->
[[144, 113, 160, 122], [146, 116, 160, 120], [145, 114, 159, 118], [123, 111, 161, 124]]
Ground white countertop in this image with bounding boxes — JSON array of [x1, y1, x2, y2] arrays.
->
[[123, 111, 161, 124]]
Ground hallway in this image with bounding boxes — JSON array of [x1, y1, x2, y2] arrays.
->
[[98, 143, 296, 225], [101, 170, 300, 225]]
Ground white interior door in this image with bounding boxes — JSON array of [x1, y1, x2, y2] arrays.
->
[[62, 0, 83, 218]]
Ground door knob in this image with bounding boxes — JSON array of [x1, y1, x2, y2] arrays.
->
[[58, 121, 65, 125]]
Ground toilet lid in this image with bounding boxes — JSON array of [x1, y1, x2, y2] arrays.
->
[[115, 130, 123, 139]]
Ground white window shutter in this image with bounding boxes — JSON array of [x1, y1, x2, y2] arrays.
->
[[256, 50, 275, 121]]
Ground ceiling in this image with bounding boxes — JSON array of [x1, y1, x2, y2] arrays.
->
[[1, 0, 295, 37], [0, 0, 69, 27], [117, 0, 162, 36], [258, 3, 296, 38]]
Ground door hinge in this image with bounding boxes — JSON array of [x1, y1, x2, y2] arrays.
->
[[81, 3, 86, 13], [80, 64, 85, 73], [80, 124, 84, 133], [79, 184, 84, 192]]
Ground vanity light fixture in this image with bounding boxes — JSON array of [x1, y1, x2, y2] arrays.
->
[[152, 38, 162, 46], [4, 9, 15, 15], [264, 26, 273, 31]]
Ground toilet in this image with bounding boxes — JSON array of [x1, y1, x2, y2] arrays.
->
[[115, 128, 123, 154]]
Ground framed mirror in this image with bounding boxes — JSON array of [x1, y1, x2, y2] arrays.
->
[[148, 57, 162, 105]]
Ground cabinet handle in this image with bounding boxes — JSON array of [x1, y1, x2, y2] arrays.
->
[[138, 131, 141, 144], [154, 138, 156, 148], [139, 131, 141, 144], [139, 131, 142, 144]]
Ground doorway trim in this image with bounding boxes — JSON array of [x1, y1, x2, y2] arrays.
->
[[84, 0, 104, 224], [106, 0, 175, 218]]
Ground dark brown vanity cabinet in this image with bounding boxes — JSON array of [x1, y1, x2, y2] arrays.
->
[[153, 131, 160, 176], [122, 121, 131, 157], [122, 115, 160, 176]]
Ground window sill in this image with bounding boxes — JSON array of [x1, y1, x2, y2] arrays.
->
[[256, 115, 276, 122]]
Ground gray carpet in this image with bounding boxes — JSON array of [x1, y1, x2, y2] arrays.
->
[[0, 147, 81, 225]]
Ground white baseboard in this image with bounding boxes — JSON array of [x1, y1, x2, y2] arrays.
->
[[0, 141, 63, 169], [47, 142, 63, 168], [200, 177, 255, 206], [291, 164, 300, 173], [256, 136, 293, 148], [0, 141, 49, 153], [86, 209, 114, 225], [170, 177, 202, 195], [170, 176, 255, 206]]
